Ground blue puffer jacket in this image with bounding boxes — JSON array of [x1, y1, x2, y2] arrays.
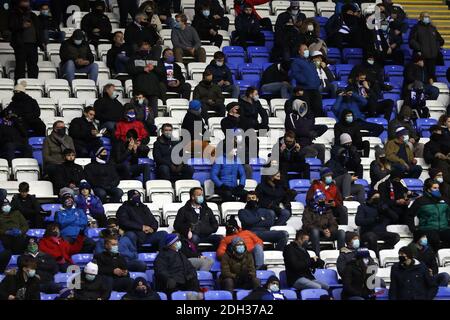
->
[[75, 194, 105, 218], [55, 207, 88, 239], [211, 156, 246, 188], [94, 234, 139, 263], [289, 56, 321, 90], [333, 93, 367, 120]]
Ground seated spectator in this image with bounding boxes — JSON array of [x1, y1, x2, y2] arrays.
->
[[127, 40, 164, 116], [112, 129, 152, 183], [80, 0, 112, 45], [325, 3, 364, 49], [52, 149, 85, 194], [59, 29, 98, 84], [179, 231, 214, 272], [429, 168, 450, 204], [403, 53, 439, 101], [206, 51, 240, 99], [154, 234, 200, 295], [217, 216, 264, 270], [341, 248, 377, 300], [424, 125, 450, 185], [156, 48, 191, 100], [275, 130, 310, 180], [0, 195, 28, 255], [238, 192, 289, 251], [5, 81, 45, 137], [38, 3, 65, 44], [233, 0, 272, 31], [94, 83, 125, 133], [220, 237, 260, 291], [124, 12, 162, 57], [18, 238, 60, 294], [239, 87, 269, 131], [138, 1, 162, 33], [356, 190, 401, 254], [84, 147, 124, 203], [408, 230, 450, 287], [194, 0, 229, 30], [302, 189, 345, 256], [193, 69, 226, 117], [74, 261, 111, 300], [389, 246, 438, 300], [192, 2, 223, 47], [11, 182, 47, 229], [38, 223, 84, 272], [368, 18, 404, 65], [75, 180, 107, 228], [106, 31, 130, 74], [243, 275, 286, 300], [260, 61, 292, 99], [121, 277, 161, 300], [0, 255, 40, 300], [69, 106, 103, 158], [336, 232, 362, 278], [370, 146, 391, 188], [283, 229, 328, 290], [284, 88, 327, 162], [310, 51, 336, 98], [172, 14, 206, 62], [117, 190, 167, 249], [387, 105, 423, 157], [326, 135, 365, 203], [153, 123, 194, 181], [289, 43, 324, 117], [153, 0, 177, 28], [0, 109, 32, 166], [181, 100, 207, 143], [385, 126, 423, 179], [233, 4, 264, 48], [130, 92, 157, 135], [42, 120, 75, 179], [221, 102, 242, 133], [410, 179, 450, 253], [306, 167, 349, 225], [115, 104, 149, 144], [94, 235, 134, 292], [334, 109, 371, 157]]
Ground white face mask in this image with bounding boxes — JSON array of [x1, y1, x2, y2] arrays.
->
[[307, 24, 314, 32], [403, 135, 409, 143], [74, 39, 82, 45], [436, 177, 444, 184], [252, 95, 259, 102], [216, 61, 224, 67], [367, 59, 375, 65]]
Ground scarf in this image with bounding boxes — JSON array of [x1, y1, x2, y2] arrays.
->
[[95, 157, 106, 164]]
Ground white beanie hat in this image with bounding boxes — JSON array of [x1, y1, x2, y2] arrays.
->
[[84, 262, 98, 275], [340, 133, 352, 145]]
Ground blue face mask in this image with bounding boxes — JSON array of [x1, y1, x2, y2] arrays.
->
[[235, 245, 245, 254], [325, 176, 333, 185], [419, 238, 428, 247], [303, 50, 310, 59], [430, 189, 441, 198], [85, 274, 96, 281], [352, 239, 360, 249], [26, 269, 36, 278], [165, 55, 175, 63], [174, 241, 182, 251], [202, 10, 210, 17], [345, 115, 353, 123], [174, 21, 181, 29], [110, 245, 119, 254], [126, 112, 136, 120], [195, 195, 204, 205]]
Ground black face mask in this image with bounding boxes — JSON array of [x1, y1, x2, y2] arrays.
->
[[95, 8, 104, 14], [99, 154, 108, 161], [65, 158, 74, 164], [55, 128, 66, 137], [370, 197, 380, 206], [399, 256, 407, 264], [302, 241, 310, 249], [135, 287, 147, 297], [246, 200, 258, 209]]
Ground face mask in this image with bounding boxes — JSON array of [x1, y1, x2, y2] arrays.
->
[[371, 197, 380, 206], [132, 194, 141, 204], [110, 91, 119, 99], [269, 284, 279, 292], [74, 39, 82, 46], [302, 241, 311, 249], [202, 10, 210, 17], [380, 24, 388, 31], [2, 205, 11, 213], [174, 241, 182, 251], [41, 10, 49, 16], [419, 238, 428, 247], [165, 56, 175, 63], [325, 176, 333, 185], [26, 269, 36, 278], [138, 98, 145, 105], [423, 17, 430, 24], [64, 198, 74, 208], [235, 245, 245, 254], [352, 239, 360, 249], [164, 132, 172, 140], [28, 244, 39, 254], [307, 24, 314, 32], [126, 112, 136, 120], [436, 177, 444, 184], [252, 95, 259, 102], [85, 274, 96, 281], [430, 189, 441, 198], [345, 115, 353, 123], [195, 195, 204, 205], [110, 245, 119, 254], [398, 256, 407, 264], [367, 59, 375, 65], [291, 9, 299, 15], [403, 135, 409, 143], [303, 50, 310, 59], [247, 200, 258, 209], [99, 154, 108, 161], [174, 22, 181, 29], [56, 128, 66, 137], [216, 61, 224, 67]]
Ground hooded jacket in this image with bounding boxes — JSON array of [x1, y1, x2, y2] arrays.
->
[[289, 56, 321, 90], [238, 206, 275, 231], [238, 96, 268, 131], [306, 179, 343, 208], [256, 178, 293, 211], [127, 50, 164, 97], [407, 243, 440, 275], [283, 241, 324, 286], [174, 200, 219, 238], [387, 106, 419, 141], [285, 102, 326, 146], [154, 247, 198, 288], [152, 135, 180, 167], [54, 207, 88, 239], [0, 209, 29, 236], [216, 229, 263, 258], [211, 156, 246, 189], [385, 138, 415, 167], [193, 80, 225, 108], [52, 161, 85, 191], [124, 21, 160, 52], [10, 194, 41, 223], [424, 132, 450, 165], [356, 201, 399, 235], [84, 159, 121, 190], [9, 5, 43, 48], [122, 277, 161, 300], [38, 234, 84, 265], [69, 116, 100, 146], [332, 92, 367, 121], [336, 247, 355, 278], [181, 109, 207, 141], [333, 109, 365, 148], [59, 36, 95, 66], [80, 5, 112, 40], [302, 206, 338, 234], [220, 242, 257, 280], [94, 250, 130, 278], [410, 192, 450, 232], [235, 11, 261, 35], [5, 92, 41, 125]]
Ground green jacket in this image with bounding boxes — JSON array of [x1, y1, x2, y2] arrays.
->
[[0, 210, 29, 236], [410, 193, 450, 231]]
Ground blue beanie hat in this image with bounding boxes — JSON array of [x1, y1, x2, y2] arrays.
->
[[79, 180, 91, 191], [189, 100, 202, 111], [320, 167, 333, 178], [165, 233, 179, 247]]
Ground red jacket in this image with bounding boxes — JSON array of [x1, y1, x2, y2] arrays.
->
[[306, 180, 344, 208], [216, 229, 263, 258], [38, 235, 85, 265], [115, 120, 149, 142], [234, 0, 270, 19]]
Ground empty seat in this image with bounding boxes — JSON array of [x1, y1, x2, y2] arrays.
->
[[300, 288, 329, 300], [146, 180, 174, 206], [72, 79, 97, 99], [11, 158, 40, 181], [174, 179, 201, 202], [71, 253, 93, 266], [379, 249, 400, 267], [204, 290, 233, 300], [220, 202, 246, 222]]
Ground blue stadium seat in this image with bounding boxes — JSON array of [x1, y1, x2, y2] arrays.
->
[[187, 158, 212, 170], [305, 158, 322, 180], [442, 49, 450, 64], [313, 269, 340, 286], [193, 172, 211, 185], [331, 80, 348, 90], [71, 253, 93, 267], [138, 252, 158, 268], [332, 288, 342, 300], [41, 203, 61, 222], [110, 291, 126, 300], [129, 272, 148, 280], [366, 117, 388, 130], [261, 31, 274, 51], [281, 289, 298, 300], [256, 270, 276, 285], [7, 255, 19, 268], [0, 274, 4, 282], [54, 272, 70, 284], [223, 46, 246, 65], [145, 269, 154, 286], [247, 46, 270, 65], [300, 288, 329, 300], [158, 292, 168, 300], [26, 228, 45, 239], [289, 179, 311, 193], [138, 158, 156, 181], [249, 158, 266, 183], [235, 79, 259, 92], [382, 93, 400, 102], [375, 287, 389, 300], [279, 270, 296, 290], [171, 291, 198, 300], [327, 48, 341, 64], [100, 137, 112, 153], [384, 81, 402, 95], [86, 228, 105, 241], [201, 252, 220, 272], [40, 293, 58, 300], [355, 179, 370, 194], [204, 290, 233, 300], [197, 271, 215, 288], [322, 98, 337, 112], [236, 290, 251, 300], [295, 193, 307, 205], [434, 287, 450, 300], [405, 18, 418, 27], [403, 178, 424, 194], [335, 64, 354, 81], [28, 137, 45, 167], [436, 65, 448, 78], [342, 48, 363, 65], [416, 118, 438, 137], [315, 16, 328, 28]]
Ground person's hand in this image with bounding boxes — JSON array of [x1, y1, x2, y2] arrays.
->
[[338, 91, 345, 96], [346, 91, 353, 96], [362, 81, 370, 89], [396, 199, 407, 205], [209, 29, 217, 36], [280, 143, 286, 152], [323, 228, 331, 238], [23, 21, 31, 28], [351, 175, 358, 182], [390, 43, 397, 49], [92, 28, 100, 34], [387, 47, 392, 55], [429, 268, 434, 277], [113, 268, 123, 276], [8, 295, 15, 300], [213, 15, 221, 19], [145, 63, 154, 72], [294, 143, 301, 152], [91, 129, 99, 136], [75, 58, 84, 66], [328, 200, 336, 207], [218, 80, 225, 86], [223, 81, 230, 86], [412, 158, 417, 165], [409, 138, 416, 144], [436, 152, 448, 160], [147, 226, 154, 233], [128, 139, 135, 150], [429, 78, 434, 85], [311, 256, 318, 262], [320, 62, 327, 68], [394, 29, 401, 36]]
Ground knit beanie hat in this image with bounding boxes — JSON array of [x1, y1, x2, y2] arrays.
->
[[165, 233, 179, 247], [84, 262, 98, 275], [189, 100, 202, 111]]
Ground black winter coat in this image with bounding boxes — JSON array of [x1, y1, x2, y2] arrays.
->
[[84, 160, 120, 190], [174, 201, 219, 238], [238, 97, 268, 131], [342, 259, 376, 300], [94, 251, 130, 278], [117, 201, 159, 244], [6, 92, 41, 125], [74, 274, 111, 300], [0, 271, 40, 300], [283, 241, 324, 286], [69, 117, 99, 144], [356, 203, 398, 235], [192, 13, 218, 40], [124, 22, 160, 52], [220, 114, 242, 133], [11, 194, 41, 223], [285, 111, 326, 147], [127, 51, 163, 98], [238, 207, 275, 232], [152, 135, 179, 167], [206, 60, 234, 84], [94, 97, 125, 124], [154, 247, 198, 288], [52, 161, 86, 191], [106, 43, 130, 73], [59, 38, 94, 65], [80, 12, 112, 40], [256, 179, 292, 211], [261, 63, 290, 86], [18, 253, 58, 284], [181, 109, 206, 141], [9, 7, 43, 47], [408, 243, 440, 275], [409, 22, 444, 59]]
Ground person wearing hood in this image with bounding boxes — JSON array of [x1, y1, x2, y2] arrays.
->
[[388, 105, 423, 157], [5, 82, 45, 136], [181, 99, 207, 143], [274, 0, 306, 35], [106, 30, 130, 74], [84, 147, 124, 203], [341, 248, 377, 300], [154, 233, 200, 294], [205, 51, 240, 99], [310, 51, 336, 98], [366, 16, 404, 65], [59, 29, 98, 84], [156, 48, 191, 100], [94, 83, 125, 133], [195, 0, 229, 30], [124, 12, 161, 56], [193, 69, 225, 117], [69, 106, 103, 158], [385, 126, 423, 178], [138, 1, 163, 32], [74, 261, 111, 300], [0, 254, 40, 300], [238, 86, 269, 131], [172, 13, 206, 62], [424, 125, 450, 185], [51, 148, 85, 193], [370, 146, 391, 188], [325, 3, 364, 49], [233, 3, 265, 48], [355, 190, 401, 254], [429, 168, 450, 204], [117, 190, 167, 249], [80, 0, 112, 45], [302, 189, 345, 256], [0, 194, 28, 255], [274, 130, 310, 180], [389, 246, 438, 300], [43, 120, 75, 178], [11, 182, 48, 229], [336, 232, 362, 278], [220, 236, 260, 291], [114, 104, 149, 143], [18, 238, 60, 294], [410, 178, 450, 253], [260, 60, 292, 99], [9, 0, 43, 81], [75, 180, 106, 228], [283, 229, 328, 290], [122, 277, 160, 300], [409, 12, 444, 82], [153, 123, 194, 181], [243, 275, 286, 300], [284, 93, 327, 162], [191, 2, 223, 47], [408, 230, 450, 287]]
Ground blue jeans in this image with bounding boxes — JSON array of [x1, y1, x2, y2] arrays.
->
[[293, 277, 329, 290], [252, 244, 264, 269], [252, 230, 289, 251], [260, 82, 291, 99], [221, 84, 240, 99], [61, 60, 99, 84], [310, 228, 345, 257], [115, 54, 129, 74], [274, 209, 291, 226], [435, 272, 450, 287]]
